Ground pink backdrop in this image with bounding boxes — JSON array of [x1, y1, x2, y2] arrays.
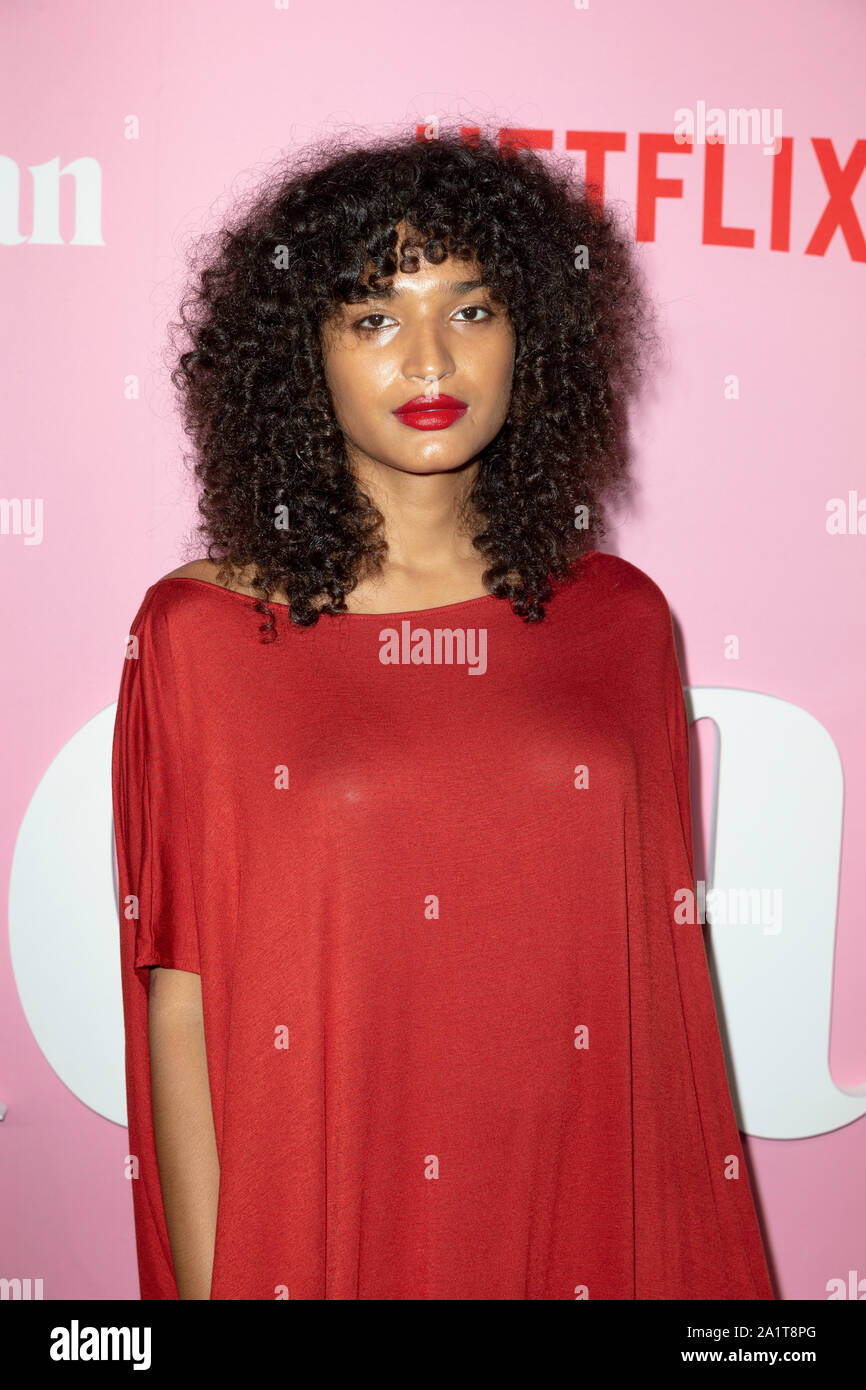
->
[[2, 0, 864, 1300]]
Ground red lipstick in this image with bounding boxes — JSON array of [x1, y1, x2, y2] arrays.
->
[[392, 393, 468, 431]]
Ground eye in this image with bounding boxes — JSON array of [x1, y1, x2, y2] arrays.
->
[[453, 304, 494, 323], [353, 312, 397, 335]]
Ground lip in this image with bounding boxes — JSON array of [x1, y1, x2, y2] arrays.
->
[[392, 393, 468, 431]]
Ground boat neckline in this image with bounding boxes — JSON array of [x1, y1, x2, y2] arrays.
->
[[155, 575, 506, 620], [154, 553, 597, 619]]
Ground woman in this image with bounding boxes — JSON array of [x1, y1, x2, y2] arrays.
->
[[112, 129, 774, 1300]]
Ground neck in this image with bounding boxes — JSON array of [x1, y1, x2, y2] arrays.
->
[[349, 453, 484, 575]]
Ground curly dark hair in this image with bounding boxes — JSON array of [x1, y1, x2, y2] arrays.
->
[[168, 126, 659, 639]]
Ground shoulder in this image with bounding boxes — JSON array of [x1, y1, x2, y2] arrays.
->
[[123, 558, 235, 642], [155, 559, 290, 605], [160, 558, 224, 584], [119, 564, 234, 700], [563, 550, 675, 639], [139, 558, 256, 616], [157, 557, 250, 592], [567, 549, 672, 608]]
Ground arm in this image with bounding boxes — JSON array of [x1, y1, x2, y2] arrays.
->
[[147, 966, 220, 1300]]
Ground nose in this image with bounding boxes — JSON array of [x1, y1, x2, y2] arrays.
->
[[400, 318, 455, 392]]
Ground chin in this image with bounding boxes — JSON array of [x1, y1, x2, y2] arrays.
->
[[397, 457, 467, 475]]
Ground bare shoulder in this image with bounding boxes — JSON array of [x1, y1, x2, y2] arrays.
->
[[159, 558, 257, 597], [160, 558, 232, 586], [157, 558, 292, 606]]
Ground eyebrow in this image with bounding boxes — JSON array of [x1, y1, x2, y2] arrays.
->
[[359, 278, 491, 302]]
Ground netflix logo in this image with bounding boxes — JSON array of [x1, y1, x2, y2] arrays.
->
[[416, 123, 866, 261]]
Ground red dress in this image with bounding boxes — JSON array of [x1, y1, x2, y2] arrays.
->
[[111, 550, 774, 1300]]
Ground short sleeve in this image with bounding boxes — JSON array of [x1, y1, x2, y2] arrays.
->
[[111, 585, 204, 1299], [112, 586, 200, 975]]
